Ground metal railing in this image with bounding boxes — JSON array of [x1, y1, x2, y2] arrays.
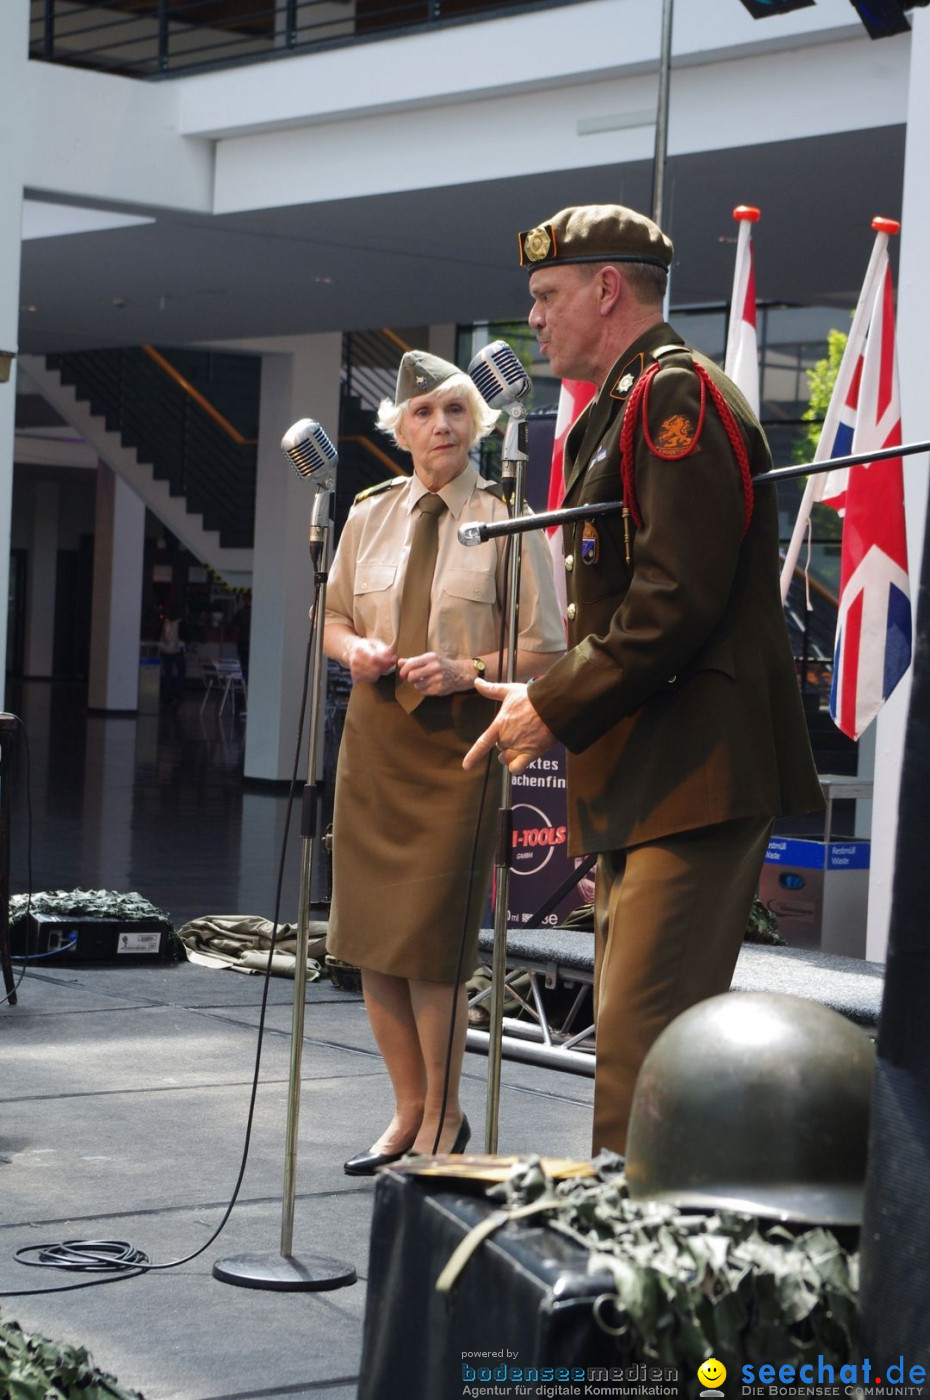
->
[[30, 0, 582, 79], [47, 345, 257, 549], [342, 326, 411, 415]]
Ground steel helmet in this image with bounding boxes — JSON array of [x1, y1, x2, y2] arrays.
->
[[625, 991, 875, 1226]]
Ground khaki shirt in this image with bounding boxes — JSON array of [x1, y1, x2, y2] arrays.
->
[[325, 463, 565, 659]]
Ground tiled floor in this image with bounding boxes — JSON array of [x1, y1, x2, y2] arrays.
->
[[6, 679, 306, 932]]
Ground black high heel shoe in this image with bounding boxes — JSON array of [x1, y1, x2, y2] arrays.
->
[[449, 1115, 471, 1155], [343, 1143, 414, 1177]]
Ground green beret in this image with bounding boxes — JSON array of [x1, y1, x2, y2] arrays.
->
[[518, 204, 673, 272], [395, 349, 461, 403]]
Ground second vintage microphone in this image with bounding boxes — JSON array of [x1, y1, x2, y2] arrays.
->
[[281, 418, 338, 486]]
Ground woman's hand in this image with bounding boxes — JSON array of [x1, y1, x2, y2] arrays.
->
[[396, 652, 474, 697], [346, 636, 397, 684]]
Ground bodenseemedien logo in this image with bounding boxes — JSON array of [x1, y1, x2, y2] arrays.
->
[[698, 1358, 728, 1397]]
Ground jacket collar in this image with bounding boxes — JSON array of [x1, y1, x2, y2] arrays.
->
[[563, 323, 684, 496]]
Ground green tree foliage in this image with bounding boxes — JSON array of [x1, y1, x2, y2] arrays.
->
[[797, 328, 849, 543]]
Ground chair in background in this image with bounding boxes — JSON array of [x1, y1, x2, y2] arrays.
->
[[199, 658, 222, 715], [215, 658, 247, 716]]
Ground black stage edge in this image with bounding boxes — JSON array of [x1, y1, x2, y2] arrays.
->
[[858, 495, 930, 1367]]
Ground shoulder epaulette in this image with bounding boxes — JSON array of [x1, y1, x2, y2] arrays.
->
[[481, 479, 507, 503], [353, 476, 407, 505]]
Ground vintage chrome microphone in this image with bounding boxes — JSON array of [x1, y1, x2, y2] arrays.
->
[[281, 417, 339, 568], [468, 339, 530, 500], [467, 340, 532, 1153], [214, 418, 356, 1295]]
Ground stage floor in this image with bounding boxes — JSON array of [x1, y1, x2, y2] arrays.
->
[[1, 681, 595, 1400]]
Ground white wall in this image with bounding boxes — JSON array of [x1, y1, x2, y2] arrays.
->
[[25, 61, 213, 213], [0, 7, 28, 696], [21, 0, 904, 225], [866, 9, 930, 963]]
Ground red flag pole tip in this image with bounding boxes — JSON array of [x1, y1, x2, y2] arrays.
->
[[871, 216, 901, 235], [732, 205, 761, 222]]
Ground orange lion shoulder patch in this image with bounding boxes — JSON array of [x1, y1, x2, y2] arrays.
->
[[655, 414, 697, 457]]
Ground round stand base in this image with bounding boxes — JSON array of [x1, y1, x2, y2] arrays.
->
[[212, 1251, 357, 1292]]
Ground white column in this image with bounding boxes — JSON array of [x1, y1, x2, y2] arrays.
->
[[23, 482, 60, 678], [87, 462, 146, 712], [245, 333, 342, 781], [865, 12, 930, 964], [0, 7, 28, 703], [80, 716, 136, 892], [428, 324, 458, 363]]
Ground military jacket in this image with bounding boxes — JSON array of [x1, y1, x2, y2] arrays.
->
[[529, 322, 824, 856]]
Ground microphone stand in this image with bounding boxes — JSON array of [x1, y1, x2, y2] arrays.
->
[[214, 481, 356, 1293], [484, 402, 528, 1153], [459, 437, 930, 548]]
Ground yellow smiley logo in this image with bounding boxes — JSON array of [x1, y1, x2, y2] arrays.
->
[[698, 1359, 727, 1389]]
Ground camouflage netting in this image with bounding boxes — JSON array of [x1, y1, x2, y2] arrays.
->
[[9, 889, 174, 931], [0, 1311, 144, 1400], [481, 1154, 857, 1383]]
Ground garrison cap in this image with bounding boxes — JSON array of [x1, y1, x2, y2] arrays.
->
[[395, 349, 461, 403], [518, 204, 673, 272]]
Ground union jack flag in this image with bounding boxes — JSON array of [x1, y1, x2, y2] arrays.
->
[[820, 255, 911, 739]]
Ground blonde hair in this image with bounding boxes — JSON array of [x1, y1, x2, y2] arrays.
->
[[376, 372, 499, 451]]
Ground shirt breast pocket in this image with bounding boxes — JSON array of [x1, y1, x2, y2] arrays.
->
[[441, 568, 496, 607], [354, 563, 396, 597]]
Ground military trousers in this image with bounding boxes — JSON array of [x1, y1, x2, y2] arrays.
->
[[592, 814, 774, 1156]]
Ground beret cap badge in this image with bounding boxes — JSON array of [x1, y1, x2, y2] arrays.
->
[[522, 225, 554, 264]]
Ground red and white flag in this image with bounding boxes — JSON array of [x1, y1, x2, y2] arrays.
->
[[547, 379, 596, 618], [724, 205, 761, 414], [822, 253, 911, 739]]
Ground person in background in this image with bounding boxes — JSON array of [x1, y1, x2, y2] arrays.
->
[[465, 204, 824, 1156], [158, 603, 187, 705], [323, 349, 565, 1174]]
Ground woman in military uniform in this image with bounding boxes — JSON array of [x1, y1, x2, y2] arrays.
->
[[323, 350, 564, 1174]]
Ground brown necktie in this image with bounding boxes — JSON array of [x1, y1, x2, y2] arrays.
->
[[395, 493, 447, 713]]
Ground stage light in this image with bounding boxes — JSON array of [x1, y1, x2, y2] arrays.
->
[[739, 0, 929, 35], [738, 0, 814, 15], [847, 0, 911, 36]]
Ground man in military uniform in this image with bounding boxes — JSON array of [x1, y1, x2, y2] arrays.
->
[[464, 204, 824, 1155]]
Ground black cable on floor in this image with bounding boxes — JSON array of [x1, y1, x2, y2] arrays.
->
[[6, 622, 318, 1297]]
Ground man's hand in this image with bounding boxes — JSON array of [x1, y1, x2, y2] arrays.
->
[[463, 680, 557, 775]]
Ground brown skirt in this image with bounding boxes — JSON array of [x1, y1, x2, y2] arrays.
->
[[326, 677, 502, 983]]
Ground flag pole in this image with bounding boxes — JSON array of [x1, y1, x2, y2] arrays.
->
[[779, 216, 901, 602], [724, 204, 761, 414], [652, 0, 674, 231]]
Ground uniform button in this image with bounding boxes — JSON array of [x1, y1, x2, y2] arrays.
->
[[567, 603, 576, 621], [564, 554, 574, 572]]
